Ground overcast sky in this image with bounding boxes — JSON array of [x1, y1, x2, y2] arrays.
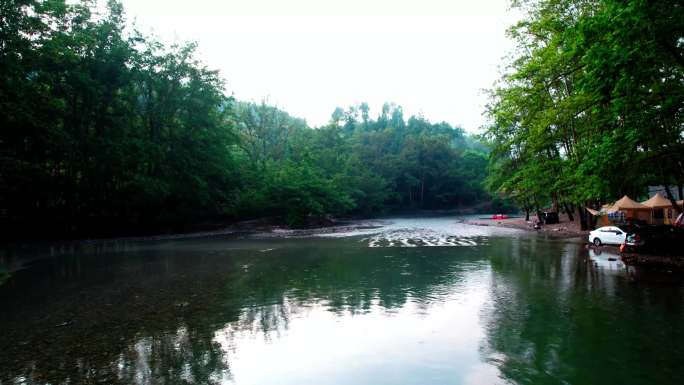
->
[[119, 0, 520, 132]]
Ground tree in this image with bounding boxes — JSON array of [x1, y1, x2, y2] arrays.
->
[[0, 0, 238, 238], [484, 0, 684, 229]]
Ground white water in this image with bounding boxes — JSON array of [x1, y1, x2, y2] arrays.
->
[[318, 217, 524, 248]]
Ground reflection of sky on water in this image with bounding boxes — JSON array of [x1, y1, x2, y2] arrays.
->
[[212, 270, 505, 385], [588, 248, 626, 272], [2, 221, 684, 385]]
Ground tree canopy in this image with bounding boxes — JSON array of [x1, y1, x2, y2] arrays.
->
[[483, 0, 684, 227], [0, 0, 492, 238]]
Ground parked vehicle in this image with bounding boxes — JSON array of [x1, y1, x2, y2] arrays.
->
[[589, 226, 627, 246], [623, 225, 684, 254]]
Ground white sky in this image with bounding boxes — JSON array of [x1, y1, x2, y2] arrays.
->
[[119, 0, 520, 132]]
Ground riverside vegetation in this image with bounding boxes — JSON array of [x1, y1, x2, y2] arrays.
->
[[484, 0, 684, 228], [0, 0, 496, 239], [2, 0, 683, 239]]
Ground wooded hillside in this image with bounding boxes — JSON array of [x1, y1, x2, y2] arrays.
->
[[0, 0, 492, 238]]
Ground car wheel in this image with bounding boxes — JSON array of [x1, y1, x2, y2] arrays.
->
[[593, 238, 602, 246]]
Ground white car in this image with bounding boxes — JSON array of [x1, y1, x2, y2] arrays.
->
[[588, 226, 627, 246]]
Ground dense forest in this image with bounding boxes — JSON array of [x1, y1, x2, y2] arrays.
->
[[0, 0, 494, 239], [484, 0, 684, 228], [7, 0, 678, 238]]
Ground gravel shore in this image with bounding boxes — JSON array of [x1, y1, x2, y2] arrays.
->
[[462, 214, 589, 239]]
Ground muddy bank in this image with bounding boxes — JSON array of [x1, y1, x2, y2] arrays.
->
[[462, 214, 589, 239], [247, 219, 388, 239], [73, 218, 388, 243], [621, 253, 684, 269]]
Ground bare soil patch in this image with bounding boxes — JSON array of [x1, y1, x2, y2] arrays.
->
[[463, 213, 588, 239]]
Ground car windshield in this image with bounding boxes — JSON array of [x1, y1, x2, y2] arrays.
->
[[600, 227, 620, 231]]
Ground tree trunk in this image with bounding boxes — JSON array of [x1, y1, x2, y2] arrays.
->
[[663, 185, 683, 214], [563, 202, 574, 221], [578, 206, 589, 231], [525, 206, 530, 221], [589, 201, 599, 228], [551, 192, 559, 212]]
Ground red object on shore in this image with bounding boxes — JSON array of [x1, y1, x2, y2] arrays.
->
[[491, 214, 509, 220]]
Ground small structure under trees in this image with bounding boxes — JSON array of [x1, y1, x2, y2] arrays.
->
[[641, 193, 684, 225], [588, 194, 684, 226]]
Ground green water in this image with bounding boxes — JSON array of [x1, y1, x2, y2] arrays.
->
[[1, 219, 683, 385]]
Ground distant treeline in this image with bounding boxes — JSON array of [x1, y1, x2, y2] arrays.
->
[[483, 0, 684, 228], [0, 1, 500, 239]]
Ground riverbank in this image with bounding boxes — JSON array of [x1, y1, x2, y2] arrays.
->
[[69, 218, 387, 243], [621, 252, 684, 269], [463, 216, 684, 268], [462, 213, 589, 239]]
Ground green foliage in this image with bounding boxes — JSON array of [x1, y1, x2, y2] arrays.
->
[[229, 101, 490, 226], [0, 0, 237, 237], [0, 0, 493, 237], [484, 0, 684, 222]]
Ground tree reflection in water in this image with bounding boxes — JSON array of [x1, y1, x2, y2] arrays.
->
[[482, 238, 684, 385], [2, 235, 683, 385], [0, 238, 487, 384]]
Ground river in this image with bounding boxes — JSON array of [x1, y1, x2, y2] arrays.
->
[[1, 217, 683, 385]]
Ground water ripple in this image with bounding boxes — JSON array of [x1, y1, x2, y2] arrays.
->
[[366, 230, 482, 248]]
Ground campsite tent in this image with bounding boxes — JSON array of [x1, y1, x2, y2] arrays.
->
[[586, 207, 613, 225], [586, 196, 644, 225], [641, 192, 673, 209], [586, 208, 601, 216], [612, 195, 649, 211], [588, 195, 682, 225], [611, 195, 651, 222], [641, 193, 679, 224]]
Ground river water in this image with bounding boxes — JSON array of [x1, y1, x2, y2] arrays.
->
[[1, 218, 683, 385]]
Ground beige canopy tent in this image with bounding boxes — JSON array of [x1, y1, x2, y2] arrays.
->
[[612, 195, 649, 211], [641, 192, 679, 224], [641, 192, 673, 209], [586, 207, 613, 225], [588, 194, 683, 225], [612, 195, 652, 222], [586, 207, 601, 216], [586, 201, 622, 216], [587, 195, 650, 224]]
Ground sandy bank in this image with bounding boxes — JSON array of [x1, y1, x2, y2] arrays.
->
[[462, 214, 589, 239]]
